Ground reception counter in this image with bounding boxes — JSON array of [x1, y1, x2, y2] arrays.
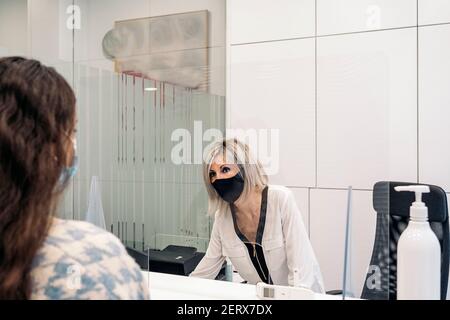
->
[[144, 271, 346, 300]]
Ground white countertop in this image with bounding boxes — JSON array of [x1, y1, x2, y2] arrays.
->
[[144, 271, 344, 300]]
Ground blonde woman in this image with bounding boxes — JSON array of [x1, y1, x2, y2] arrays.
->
[[190, 139, 325, 293]]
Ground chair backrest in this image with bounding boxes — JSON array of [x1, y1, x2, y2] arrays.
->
[[361, 181, 449, 300]]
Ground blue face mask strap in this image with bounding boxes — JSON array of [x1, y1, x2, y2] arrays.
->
[[65, 131, 78, 176], [66, 155, 79, 178], [58, 152, 78, 189]]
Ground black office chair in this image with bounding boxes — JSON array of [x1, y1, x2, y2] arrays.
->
[[361, 181, 449, 300]]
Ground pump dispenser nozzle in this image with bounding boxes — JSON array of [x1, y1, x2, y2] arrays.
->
[[394, 185, 430, 221]]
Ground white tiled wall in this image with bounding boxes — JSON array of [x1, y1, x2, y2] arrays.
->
[[419, 0, 450, 25], [310, 189, 376, 297], [419, 24, 450, 192], [317, 28, 417, 189], [228, 1, 450, 295], [317, 0, 417, 35], [228, 0, 315, 44], [230, 38, 316, 187]]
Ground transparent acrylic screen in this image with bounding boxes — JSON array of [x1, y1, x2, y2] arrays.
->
[[0, 0, 394, 300], [0, 0, 226, 266]]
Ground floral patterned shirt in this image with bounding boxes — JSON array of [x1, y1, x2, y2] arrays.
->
[[30, 218, 149, 300]]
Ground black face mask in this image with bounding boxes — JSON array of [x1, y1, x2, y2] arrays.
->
[[212, 173, 244, 203]]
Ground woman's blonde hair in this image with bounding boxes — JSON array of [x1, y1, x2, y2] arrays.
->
[[203, 138, 268, 216]]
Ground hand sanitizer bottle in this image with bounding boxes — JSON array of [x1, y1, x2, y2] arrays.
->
[[395, 185, 441, 300]]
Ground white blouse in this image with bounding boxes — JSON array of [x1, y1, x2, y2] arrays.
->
[[190, 185, 325, 293]]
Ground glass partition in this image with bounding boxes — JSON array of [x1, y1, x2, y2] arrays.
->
[[1, 0, 408, 301], [70, 0, 226, 255], [0, 0, 226, 263], [343, 185, 389, 300]]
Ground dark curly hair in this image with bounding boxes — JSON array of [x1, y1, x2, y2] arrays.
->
[[0, 57, 76, 299]]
